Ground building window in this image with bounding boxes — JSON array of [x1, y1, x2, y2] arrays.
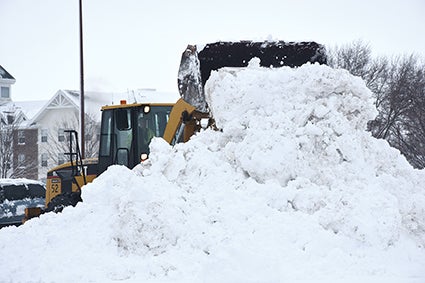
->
[[18, 130, 25, 144], [1, 86, 10, 98], [41, 129, 48, 142], [58, 153, 65, 165], [7, 115, 14, 124], [58, 128, 65, 142], [18, 154, 25, 168], [41, 153, 48, 167]]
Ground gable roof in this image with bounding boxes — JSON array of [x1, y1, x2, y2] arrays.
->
[[62, 89, 114, 118], [0, 65, 15, 80], [28, 89, 119, 124], [29, 90, 79, 125], [0, 102, 30, 127], [13, 100, 48, 121], [24, 88, 179, 126]]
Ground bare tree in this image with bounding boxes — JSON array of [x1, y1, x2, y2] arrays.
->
[[42, 112, 100, 169], [0, 107, 37, 178], [0, 110, 17, 178], [371, 56, 416, 138], [328, 40, 425, 168], [10, 149, 38, 179], [83, 113, 100, 159], [328, 39, 374, 78], [386, 56, 425, 168]]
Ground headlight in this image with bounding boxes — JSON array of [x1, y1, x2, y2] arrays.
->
[[143, 105, 151, 114], [141, 153, 149, 161]]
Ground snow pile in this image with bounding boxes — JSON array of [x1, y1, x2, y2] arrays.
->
[[1, 62, 425, 282]]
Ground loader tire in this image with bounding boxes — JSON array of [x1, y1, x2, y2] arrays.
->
[[46, 191, 82, 213]]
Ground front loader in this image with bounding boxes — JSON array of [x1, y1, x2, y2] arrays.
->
[[25, 40, 326, 221], [25, 102, 174, 217]]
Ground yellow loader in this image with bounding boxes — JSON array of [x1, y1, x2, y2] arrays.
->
[[25, 40, 326, 219]]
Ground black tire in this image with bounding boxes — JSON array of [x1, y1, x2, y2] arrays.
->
[[46, 191, 82, 213]]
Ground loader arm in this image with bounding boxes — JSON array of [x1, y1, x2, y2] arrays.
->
[[163, 98, 210, 145], [163, 98, 196, 144]]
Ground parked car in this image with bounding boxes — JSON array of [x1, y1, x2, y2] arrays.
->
[[0, 179, 45, 228]]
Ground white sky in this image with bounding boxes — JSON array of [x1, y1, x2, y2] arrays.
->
[[0, 0, 424, 101]]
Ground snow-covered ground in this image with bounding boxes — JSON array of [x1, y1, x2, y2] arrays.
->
[[1, 61, 424, 283]]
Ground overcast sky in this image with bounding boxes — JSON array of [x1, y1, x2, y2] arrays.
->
[[1, 0, 424, 102]]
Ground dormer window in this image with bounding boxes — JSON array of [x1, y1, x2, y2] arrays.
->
[[1, 86, 10, 99]]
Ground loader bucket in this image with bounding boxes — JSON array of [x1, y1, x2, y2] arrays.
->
[[178, 40, 327, 113]]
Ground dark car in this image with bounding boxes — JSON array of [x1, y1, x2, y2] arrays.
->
[[0, 179, 45, 228]]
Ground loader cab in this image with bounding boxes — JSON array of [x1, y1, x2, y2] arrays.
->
[[97, 102, 173, 174]]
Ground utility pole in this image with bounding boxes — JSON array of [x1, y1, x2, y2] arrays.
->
[[79, 0, 85, 159]]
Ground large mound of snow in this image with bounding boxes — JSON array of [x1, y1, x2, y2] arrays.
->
[[1, 62, 424, 283]]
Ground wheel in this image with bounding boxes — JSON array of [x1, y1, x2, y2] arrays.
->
[[46, 191, 82, 213]]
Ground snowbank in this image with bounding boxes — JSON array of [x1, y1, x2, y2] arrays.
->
[[0, 62, 424, 283]]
